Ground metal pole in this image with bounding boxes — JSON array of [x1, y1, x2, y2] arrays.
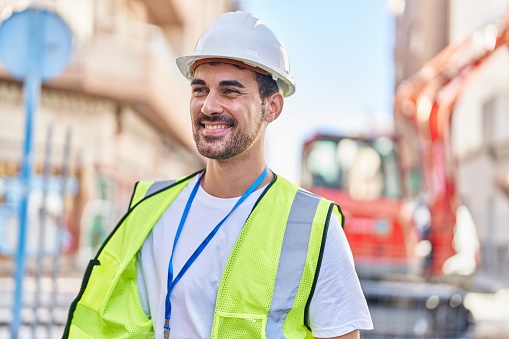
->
[[11, 72, 42, 339], [10, 9, 43, 339], [31, 124, 53, 338]]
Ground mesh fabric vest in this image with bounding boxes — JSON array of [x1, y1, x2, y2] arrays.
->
[[211, 176, 340, 338], [63, 172, 341, 338], [62, 173, 194, 338]]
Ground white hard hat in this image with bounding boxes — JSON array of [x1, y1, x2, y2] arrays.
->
[[176, 11, 295, 97]]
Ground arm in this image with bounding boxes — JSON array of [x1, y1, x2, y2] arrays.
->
[[316, 329, 360, 339]]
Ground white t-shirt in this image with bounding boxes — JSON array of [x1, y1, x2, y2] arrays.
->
[[136, 175, 373, 338]]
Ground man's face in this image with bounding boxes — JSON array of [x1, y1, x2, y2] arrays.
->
[[190, 63, 267, 160]]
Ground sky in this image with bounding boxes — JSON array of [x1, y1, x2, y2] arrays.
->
[[238, 0, 396, 183]]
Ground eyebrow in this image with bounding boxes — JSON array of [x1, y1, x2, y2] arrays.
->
[[219, 80, 245, 88], [190, 78, 206, 86], [190, 78, 245, 89]]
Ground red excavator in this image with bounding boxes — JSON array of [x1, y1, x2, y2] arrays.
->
[[301, 5, 508, 338]]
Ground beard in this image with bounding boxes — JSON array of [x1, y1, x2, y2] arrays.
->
[[193, 108, 265, 160]]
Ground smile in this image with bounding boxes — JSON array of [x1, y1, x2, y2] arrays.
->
[[204, 124, 230, 130]]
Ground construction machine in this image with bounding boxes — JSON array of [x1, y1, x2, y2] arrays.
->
[[301, 5, 509, 338]]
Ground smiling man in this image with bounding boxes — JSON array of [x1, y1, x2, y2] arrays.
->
[[63, 11, 373, 339]]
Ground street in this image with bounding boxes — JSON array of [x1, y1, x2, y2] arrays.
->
[[0, 274, 508, 339]]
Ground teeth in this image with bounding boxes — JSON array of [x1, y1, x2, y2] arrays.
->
[[204, 125, 229, 130]]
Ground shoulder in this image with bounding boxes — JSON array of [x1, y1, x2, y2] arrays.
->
[[128, 170, 205, 208], [272, 173, 344, 222], [128, 181, 154, 209], [272, 173, 326, 201]]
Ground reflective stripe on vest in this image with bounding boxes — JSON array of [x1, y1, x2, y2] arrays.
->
[[144, 179, 176, 197], [267, 189, 320, 337]]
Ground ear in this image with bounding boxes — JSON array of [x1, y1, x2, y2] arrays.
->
[[264, 92, 284, 123]]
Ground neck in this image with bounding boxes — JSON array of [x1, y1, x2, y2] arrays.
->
[[200, 158, 273, 198]]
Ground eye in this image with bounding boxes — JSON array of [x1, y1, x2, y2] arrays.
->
[[192, 87, 208, 95], [223, 88, 240, 96]]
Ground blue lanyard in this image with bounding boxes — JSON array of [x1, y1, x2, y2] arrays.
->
[[164, 166, 269, 333]]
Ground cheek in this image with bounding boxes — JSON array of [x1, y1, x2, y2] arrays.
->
[[190, 98, 203, 114]]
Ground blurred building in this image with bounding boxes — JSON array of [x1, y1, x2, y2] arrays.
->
[[450, 0, 509, 272], [394, 0, 509, 274], [0, 0, 236, 265], [393, 0, 449, 85]]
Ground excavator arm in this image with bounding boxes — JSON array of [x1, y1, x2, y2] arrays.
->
[[394, 6, 509, 276]]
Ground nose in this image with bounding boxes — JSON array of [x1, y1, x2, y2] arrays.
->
[[201, 90, 224, 116]]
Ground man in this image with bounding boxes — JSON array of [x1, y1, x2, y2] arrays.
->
[[63, 11, 373, 339]]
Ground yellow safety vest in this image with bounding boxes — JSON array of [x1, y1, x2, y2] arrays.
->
[[63, 171, 343, 338]]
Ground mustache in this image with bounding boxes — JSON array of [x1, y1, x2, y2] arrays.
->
[[196, 115, 236, 125]]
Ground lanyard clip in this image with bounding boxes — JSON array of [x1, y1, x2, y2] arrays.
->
[[163, 319, 170, 339]]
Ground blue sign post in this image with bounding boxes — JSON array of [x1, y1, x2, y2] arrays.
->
[[0, 6, 73, 338]]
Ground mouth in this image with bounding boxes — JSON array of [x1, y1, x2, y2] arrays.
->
[[199, 117, 235, 136], [204, 124, 230, 130], [202, 123, 232, 136]]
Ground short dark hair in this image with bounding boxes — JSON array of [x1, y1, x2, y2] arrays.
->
[[255, 72, 279, 101]]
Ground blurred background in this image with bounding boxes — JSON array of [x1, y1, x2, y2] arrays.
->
[[0, 0, 508, 338]]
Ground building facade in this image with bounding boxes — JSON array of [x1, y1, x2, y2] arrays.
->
[[0, 0, 236, 266]]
